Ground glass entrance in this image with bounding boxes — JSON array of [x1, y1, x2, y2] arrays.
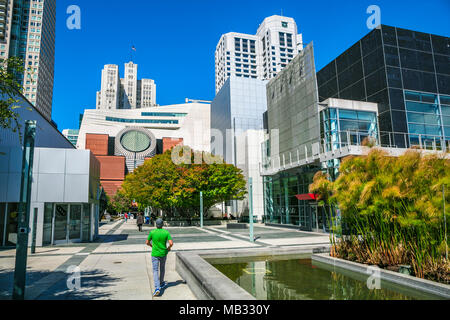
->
[[69, 205, 82, 241], [5, 203, 19, 246], [311, 205, 326, 233], [54, 204, 68, 242], [53, 204, 83, 244]]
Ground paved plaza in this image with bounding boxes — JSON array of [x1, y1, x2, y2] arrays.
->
[[0, 219, 330, 300]]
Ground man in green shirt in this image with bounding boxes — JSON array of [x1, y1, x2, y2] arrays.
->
[[146, 218, 173, 297]]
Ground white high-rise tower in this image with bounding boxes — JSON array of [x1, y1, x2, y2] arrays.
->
[[215, 15, 303, 93], [96, 62, 156, 110]]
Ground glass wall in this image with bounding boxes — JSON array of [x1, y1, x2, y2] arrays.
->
[[263, 166, 323, 231], [0, 203, 5, 246], [43, 203, 53, 245], [69, 205, 82, 240], [405, 90, 450, 148], [54, 204, 68, 242], [5, 203, 18, 246], [0, 202, 94, 247], [82, 203, 91, 242], [320, 107, 378, 152], [317, 26, 450, 148]]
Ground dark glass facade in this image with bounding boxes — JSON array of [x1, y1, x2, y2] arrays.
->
[[317, 25, 450, 148], [264, 165, 332, 232]]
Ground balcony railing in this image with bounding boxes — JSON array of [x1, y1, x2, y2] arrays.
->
[[261, 130, 449, 175]]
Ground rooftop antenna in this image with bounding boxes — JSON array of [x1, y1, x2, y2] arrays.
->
[[281, 9, 283, 16]]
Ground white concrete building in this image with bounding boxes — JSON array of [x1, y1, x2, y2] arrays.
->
[[96, 62, 157, 110], [215, 15, 303, 93], [256, 15, 303, 79], [0, 0, 56, 121], [0, 93, 101, 247], [78, 102, 211, 171], [97, 64, 120, 110], [211, 76, 268, 220], [235, 130, 266, 221]]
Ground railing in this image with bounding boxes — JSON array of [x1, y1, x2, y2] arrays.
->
[[261, 130, 449, 175]]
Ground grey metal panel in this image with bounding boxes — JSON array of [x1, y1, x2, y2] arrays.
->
[[64, 174, 89, 203], [65, 149, 89, 175], [38, 148, 66, 174], [36, 173, 65, 203]]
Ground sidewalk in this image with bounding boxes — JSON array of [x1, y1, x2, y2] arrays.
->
[[0, 219, 330, 300]]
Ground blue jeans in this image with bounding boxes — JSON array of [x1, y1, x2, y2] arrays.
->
[[152, 256, 167, 289]]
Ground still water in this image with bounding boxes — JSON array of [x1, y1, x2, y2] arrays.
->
[[210, 255, 442, 300]]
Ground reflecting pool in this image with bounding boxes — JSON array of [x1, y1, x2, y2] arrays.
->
[[209, 255, 443, 300]]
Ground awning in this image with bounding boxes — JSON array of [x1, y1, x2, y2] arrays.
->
[[295, 194, 318, 201]]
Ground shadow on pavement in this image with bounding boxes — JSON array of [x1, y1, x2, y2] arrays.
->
[[158, 280, 186, 297], [0, 268, 121, 300], [97, 234, 129, 244]]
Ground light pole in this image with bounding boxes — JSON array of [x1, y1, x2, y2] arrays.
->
[[200, 191, 204, 228], [249, 178, 254, 243], [12, 120, 36, 300]]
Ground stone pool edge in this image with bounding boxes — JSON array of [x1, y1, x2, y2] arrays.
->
[[176, 245, 330, 300], [312, 253, 450, 299]]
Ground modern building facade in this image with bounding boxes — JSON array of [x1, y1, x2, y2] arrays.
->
[[261, 26, 450, 232], [96, 62, 157, 110], [0, 93, 101, 247], [78, 102, 211, 196], [62, 129, 79, 147], [215, 15, 303, 93], [211, 76, 268, 220], [317, 25, 450, 149], [0, 0, 56, 121]]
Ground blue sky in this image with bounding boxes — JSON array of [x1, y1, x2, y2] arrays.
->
[[52, 0, 450, 130]]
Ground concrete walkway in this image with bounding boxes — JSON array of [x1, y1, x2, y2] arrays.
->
[[0, 219, 330, 300]]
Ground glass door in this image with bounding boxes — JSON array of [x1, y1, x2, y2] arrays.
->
[[69, 205, 82, 242], [6, 203, 19, 246], [54, 204, 69, 243], [310, 205, 321, 233]]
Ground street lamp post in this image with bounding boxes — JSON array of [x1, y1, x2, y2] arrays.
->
[[12, 120, 36, 300], [249, 178, 254, 243], [200, 191, 204, 228]]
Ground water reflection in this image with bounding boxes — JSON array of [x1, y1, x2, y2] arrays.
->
[[212, 259, 438, 300]]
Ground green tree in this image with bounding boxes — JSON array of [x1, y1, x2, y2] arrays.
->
[[311, 148, 450, 283], [0, 57, 28, 137], [121, 146, 247, 218], [107, 190, 132, 215]]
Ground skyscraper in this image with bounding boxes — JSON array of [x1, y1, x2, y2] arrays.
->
[[0, 0, 56, 121], [96, 61, 157, 110], [215, 15, 303, 93]]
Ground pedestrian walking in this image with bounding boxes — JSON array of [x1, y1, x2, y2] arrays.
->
[[124, 212, 128, 222], [146, 218, 173, 297], [137, 213, 144, 232]]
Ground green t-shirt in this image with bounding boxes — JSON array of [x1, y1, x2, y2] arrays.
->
[[147, 229, 172, 257]]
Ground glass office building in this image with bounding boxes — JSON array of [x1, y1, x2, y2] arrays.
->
[[317, 25, 450, 148]]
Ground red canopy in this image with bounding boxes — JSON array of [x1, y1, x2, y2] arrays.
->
[[295, 194, 318, 201]]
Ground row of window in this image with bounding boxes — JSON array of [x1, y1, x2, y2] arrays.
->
[[105, 117, 179, 125]]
